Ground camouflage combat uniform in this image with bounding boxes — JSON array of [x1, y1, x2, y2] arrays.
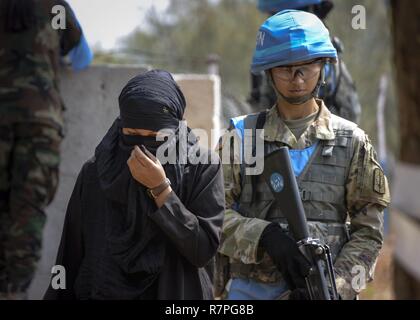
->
[[215, 100, 390, 300], [0, 0, 81, 295], [248, 37, 362, 124]]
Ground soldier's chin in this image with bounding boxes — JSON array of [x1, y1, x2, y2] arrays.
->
[[286, 90, 308, 97], [284, 92, 309, 99]]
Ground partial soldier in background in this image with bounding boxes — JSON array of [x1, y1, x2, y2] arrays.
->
[[248, 0, 362, 124], [0, 0, 92, 299]]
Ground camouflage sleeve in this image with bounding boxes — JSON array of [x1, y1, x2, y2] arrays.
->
[[215, 129, 270, 265], [56, 0, 82, 55], [334, 129, 391, 299]]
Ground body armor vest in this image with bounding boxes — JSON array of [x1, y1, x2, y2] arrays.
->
[[230, 111, 357, 282]]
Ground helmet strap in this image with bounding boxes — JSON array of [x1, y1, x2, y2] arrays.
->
[[266, 63, 327, 106]]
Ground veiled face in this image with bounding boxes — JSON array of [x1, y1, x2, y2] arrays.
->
[[122, 128, 170, 138], [122, 128, 158, 137]]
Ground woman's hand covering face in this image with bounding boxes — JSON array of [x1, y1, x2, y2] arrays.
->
[[127, 145, 166, 189]]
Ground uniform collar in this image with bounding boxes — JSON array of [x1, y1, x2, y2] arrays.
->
[[261, 99, 335, 148]]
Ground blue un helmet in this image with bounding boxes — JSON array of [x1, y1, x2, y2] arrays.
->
[[251, 10, 338, 104], [251, 10, 337, 74], [258, 0, 322, 14]]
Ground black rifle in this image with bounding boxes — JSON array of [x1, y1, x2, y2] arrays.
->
[[262, 147, 339, 300]]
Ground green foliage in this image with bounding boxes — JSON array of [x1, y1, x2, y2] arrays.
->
[[119, 0, 398, 155], [121, 0, 265, 97]]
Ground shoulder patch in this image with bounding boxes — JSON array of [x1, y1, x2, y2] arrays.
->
[[373, 168, 386, 194]]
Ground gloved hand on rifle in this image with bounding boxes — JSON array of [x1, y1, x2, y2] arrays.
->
[[259, 222, 312, 290]]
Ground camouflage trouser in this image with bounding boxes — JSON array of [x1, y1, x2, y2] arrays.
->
[[0, 121, 61, 294]]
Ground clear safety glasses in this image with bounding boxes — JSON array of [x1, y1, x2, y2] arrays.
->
[[272, 59, 324, 82]]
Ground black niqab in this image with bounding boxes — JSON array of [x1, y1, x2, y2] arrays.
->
[[118, 69, 186, 131], [92, 70, 194, 298]]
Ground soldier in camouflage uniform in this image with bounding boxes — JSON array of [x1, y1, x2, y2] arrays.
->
[[0, 0, 90, 298], [248, 0, 361, 124], [215, 10, 390, 300]]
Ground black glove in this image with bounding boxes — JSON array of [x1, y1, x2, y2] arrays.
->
[[259, 223, 312, 289]]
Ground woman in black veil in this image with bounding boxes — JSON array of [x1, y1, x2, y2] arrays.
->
[[44, 70, 225, 300]]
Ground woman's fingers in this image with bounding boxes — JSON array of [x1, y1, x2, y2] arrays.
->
[[133, 145, 152, 166], [141, 145, 157, 162]]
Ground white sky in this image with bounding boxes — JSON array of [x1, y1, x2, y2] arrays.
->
[[66, 0, 170, 50]]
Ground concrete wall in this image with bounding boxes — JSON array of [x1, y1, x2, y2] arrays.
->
[[27, 65, 221, 299]]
